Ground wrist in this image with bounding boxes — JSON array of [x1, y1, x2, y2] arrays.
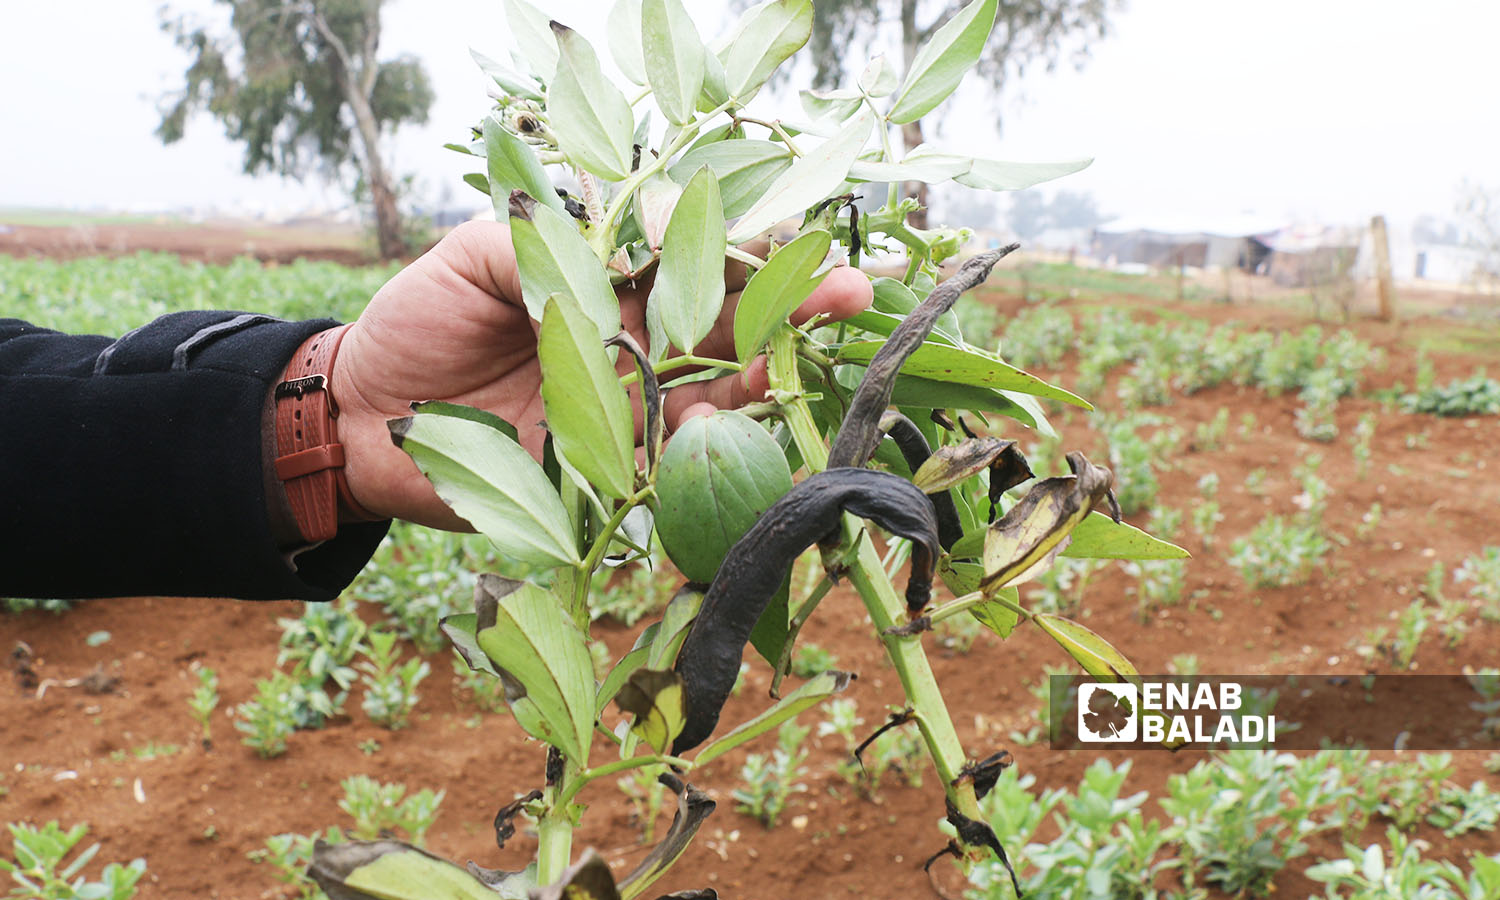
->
[[270, 325, 382, 545]]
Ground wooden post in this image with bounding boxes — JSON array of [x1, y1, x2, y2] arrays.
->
[[1371, 214, 1396, 320]]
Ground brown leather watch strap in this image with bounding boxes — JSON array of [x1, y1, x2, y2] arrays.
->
[[273, 325, 376, 543]]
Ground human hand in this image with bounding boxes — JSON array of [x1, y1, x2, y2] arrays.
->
[[331, 220, 871, 529]]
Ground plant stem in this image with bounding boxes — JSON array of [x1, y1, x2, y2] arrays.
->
[[770, 576, 835, 697], [575, 487, 655, 612], [590, 98, 736, 260], [767, 328, 827, 466], [724, 245, 767, 269], [765, 323, 985, 843], [618, 354, 743, 389], [735, 115, 803, 156], [535, 800, 574, 886], [558, 754, 692, 808]]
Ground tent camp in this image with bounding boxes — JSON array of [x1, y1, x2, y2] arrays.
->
[[1091, 214, 1281, 273]]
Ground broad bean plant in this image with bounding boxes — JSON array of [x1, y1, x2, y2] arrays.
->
[[309, 1, 1187, 897]]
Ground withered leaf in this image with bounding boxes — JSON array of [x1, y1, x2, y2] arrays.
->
[[494, 788, 543, 850], [911, 436, 1014, 494], [980, 451, 1114, 594], [945, 797, 1021, 898], [618, 780, 717, 897], [529, 848, 620, 900], [613, 668, 687, 755], [309, 839, 499, 900]]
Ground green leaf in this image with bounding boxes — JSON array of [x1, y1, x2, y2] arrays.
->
[[956, 156, 1094, 191], [647, 585, 704, 669], [650, 166, 726, 354], [441, 613, 500, 678], [692, 670, 851, 767], [642, 0, 707, 125], [732, 229, 831, 362], [469, 48, 544, 101], [697, 46, 730, 110], [836, 340, 1092, 410], [483, 117, 566, 218], [1062, 512, 1191, 561], [596, 622, 660, 715], [886, 374, 1042, 429], [848, 148, 972, 185], [614, 669, 686, 755], [510, 202, 621, 339], [654, 412, 793, 582], [475, 577, 597, 763], [727, 110, 872, 243], [310, 839, 507, 900], [389, 414, 579, 568], [938, 558, 983, 596], [539, 293, 637, 500], [858, 54, 898, 97], [549, 23, 636, 180], [798, 87, 863, 122], [462, 172, 490, 196], [889, 0, 998, 124], [715, 0, 813, 102], [606, 0, 647, 84], [1034, 614, 1139, 682], [870, 276, 963, 344], [970, 586, 1021, 640], [502, 0, 558, 82], [668, 140, 793, 219]]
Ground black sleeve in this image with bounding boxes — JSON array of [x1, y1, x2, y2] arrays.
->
[[0, 313, 389, 601]]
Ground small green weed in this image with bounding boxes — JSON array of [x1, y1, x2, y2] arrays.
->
[[733, 720, 810, 828], [356, 629, 430, 730], [0, 821, 146, 900]]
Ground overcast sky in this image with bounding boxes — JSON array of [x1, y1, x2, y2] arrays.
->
[[2, 0, 1496, 229]]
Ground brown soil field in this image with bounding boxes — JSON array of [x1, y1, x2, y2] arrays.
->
[[0, 220, 382, 266], [4, 247, 1500, 899]]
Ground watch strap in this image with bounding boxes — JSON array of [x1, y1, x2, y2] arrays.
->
[[273, 324, 375, 543]]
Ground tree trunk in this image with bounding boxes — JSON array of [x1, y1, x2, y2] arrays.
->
[[348, 95, 405, 259], [900, 0, 929, 229], [308, 5, 406, 260]]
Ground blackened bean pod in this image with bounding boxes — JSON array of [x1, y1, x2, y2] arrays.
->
[[827, 243, 1020, 470], [671, 468, 939, 754], [877, 412, 963, 550]]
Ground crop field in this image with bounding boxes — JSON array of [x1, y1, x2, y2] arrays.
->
[[5, 250, 1500, 899]]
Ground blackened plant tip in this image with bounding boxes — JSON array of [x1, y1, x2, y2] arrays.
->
[[876, 412, 963, 550], [606, 331, 661, 472], [829, 243, 1020, 470]]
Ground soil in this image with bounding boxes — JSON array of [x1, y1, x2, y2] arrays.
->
[[4, 242, 1500, 899], [0, 220, 380, 266]]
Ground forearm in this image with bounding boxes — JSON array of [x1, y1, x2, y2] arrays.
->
[[0, 314, 389, 601]]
